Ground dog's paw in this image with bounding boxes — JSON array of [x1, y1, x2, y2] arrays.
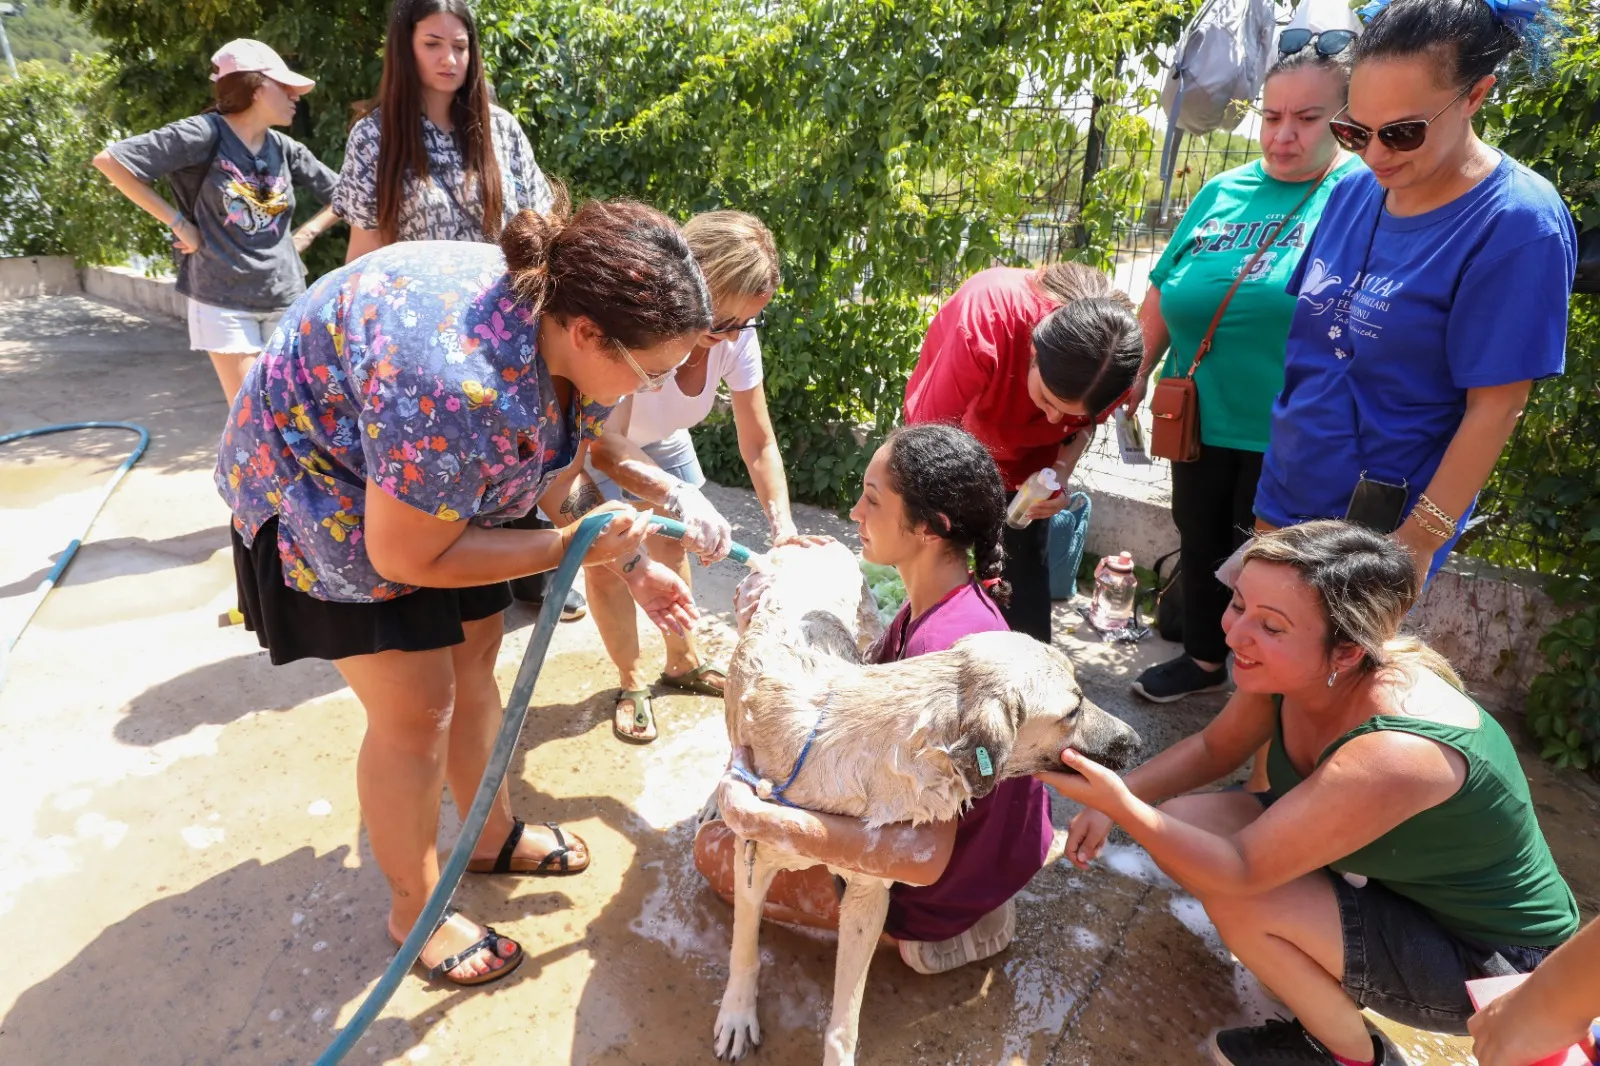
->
[[712, 992, 761, 1060]]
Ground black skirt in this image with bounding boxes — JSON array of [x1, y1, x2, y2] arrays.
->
[[232, 515, 513, 666]]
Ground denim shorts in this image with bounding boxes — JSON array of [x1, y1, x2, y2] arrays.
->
[[1246, 788, 1557, 1034], [591, 437, 707, 504]]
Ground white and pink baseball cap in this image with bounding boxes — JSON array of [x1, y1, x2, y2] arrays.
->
[[210, 39, 315, 91]]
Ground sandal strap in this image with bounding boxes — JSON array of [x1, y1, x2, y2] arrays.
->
[[490, 817, 526, 876], [426, 926, 507, 982], [535, 822, 571, 872], [617, 690, 654, 734]]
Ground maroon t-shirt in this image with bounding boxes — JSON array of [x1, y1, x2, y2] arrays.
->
[[875, 580, 1055, 942]]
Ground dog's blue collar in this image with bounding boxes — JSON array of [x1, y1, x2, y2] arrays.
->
[[731, 691, 833, 809]]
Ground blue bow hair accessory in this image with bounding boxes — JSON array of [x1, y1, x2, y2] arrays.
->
[[1357, 0, 1545, 28]]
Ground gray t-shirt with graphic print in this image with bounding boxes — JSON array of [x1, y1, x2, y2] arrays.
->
[[332, 105, 554, 242], [108, 115, 338, 312]]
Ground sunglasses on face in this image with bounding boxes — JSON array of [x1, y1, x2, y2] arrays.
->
[[1277, 28, 1356, 57], [1328, 85, 1472, 153], [612, 338, 686, 393], [708, 312, 766, 336]]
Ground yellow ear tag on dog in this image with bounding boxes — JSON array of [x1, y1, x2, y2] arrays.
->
[[976, 747, 994, 778]]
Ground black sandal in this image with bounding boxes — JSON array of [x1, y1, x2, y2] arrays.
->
[[466, 817, 590, 876], [397, 908, 523, 988]]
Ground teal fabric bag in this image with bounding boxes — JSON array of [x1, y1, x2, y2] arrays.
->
[[1047, 493, 1091, 601]]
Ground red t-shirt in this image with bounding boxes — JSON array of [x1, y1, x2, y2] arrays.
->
[[904, 267, 1064, 491], [874, 580, 1055, 943]]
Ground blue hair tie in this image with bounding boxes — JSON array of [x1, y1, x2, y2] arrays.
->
[[1359, 0, 1545, 27], [1480, 0, 1544, 28]]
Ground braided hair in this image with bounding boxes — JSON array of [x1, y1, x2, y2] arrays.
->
[[883, 423, 1012, 606]]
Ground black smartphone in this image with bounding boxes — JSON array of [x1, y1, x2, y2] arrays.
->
[[1345, 475, 1409, 534]]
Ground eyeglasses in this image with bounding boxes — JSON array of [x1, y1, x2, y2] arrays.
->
[[708, 312, 766, 336], [611, 337, 686, 393], [1277, 28, 1356, 57], [1328, 85, 1472, 153]]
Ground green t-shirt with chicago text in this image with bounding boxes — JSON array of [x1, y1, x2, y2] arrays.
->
[[1149, 156, 1361, 452]]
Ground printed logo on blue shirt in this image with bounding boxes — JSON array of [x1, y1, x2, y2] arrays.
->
[[1296, 257, 1408, 359]]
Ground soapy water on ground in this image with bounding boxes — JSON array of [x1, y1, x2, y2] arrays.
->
[[1002, 953, 1081, 1061]]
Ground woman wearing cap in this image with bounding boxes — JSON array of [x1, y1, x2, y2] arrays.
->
[[334, 0, 573, 618], [218, 198, 714, 986], [903, 262, 1144, 643], [1253, 0, 1576, 588], [93, 39, 341, 403], [1125, 34, 1361, 705]]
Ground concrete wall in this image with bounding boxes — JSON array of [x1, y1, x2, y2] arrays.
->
[[80, 265, 186, 321], [0, 259, 186, 322], [0, 256, 80, 299], [1068, 440, 1559, 711]]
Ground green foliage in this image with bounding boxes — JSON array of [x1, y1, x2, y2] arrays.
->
[[0, 55, 165, 260], [1475, 5, 1600, 777], [484, 0, 1187, 507], [61, 0, 385, 265], [2, 1, 104, 72]]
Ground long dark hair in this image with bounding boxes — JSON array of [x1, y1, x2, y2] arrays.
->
[[1031, 268, 1143, 415], [882, 423, 1012, 607], [374, 0, 504, 243], [500, 194, 712, 347], [1350, 0, 1555, 89]]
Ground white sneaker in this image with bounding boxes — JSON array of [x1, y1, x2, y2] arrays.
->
[[897, 899, 1016, 975]]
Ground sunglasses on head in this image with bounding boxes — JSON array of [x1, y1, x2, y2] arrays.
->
[[1277, 28, 1356, 57], [1328, 84, 1472, 153]]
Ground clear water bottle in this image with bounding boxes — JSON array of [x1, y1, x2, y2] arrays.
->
[[1089, 551, 1139, 632], [1005, 468, 1061, 530]]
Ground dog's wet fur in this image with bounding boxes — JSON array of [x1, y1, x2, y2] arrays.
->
[[714, 542, 1141, 1064]]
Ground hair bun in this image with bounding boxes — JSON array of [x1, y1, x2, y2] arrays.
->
[[501, 184, 572, 309]]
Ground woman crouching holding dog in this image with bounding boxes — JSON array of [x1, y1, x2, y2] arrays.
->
[[694, 422, 1054, 974], [1040, 520, 1577, 1066]]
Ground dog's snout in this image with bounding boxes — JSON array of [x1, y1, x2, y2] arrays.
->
[[1086, 725, 1142, 772], [1072, 701, 1142, 772]]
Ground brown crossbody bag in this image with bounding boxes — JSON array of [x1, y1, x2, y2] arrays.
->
[[1149, 179, 1325, 463]]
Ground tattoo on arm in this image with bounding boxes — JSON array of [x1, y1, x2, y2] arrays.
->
[[621, 552, 644, 574], [560, 481, 603, 519]]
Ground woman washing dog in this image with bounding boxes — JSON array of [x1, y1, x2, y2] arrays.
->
[[695, 422, 1054, 974], [586, 211, 810, 744], [218, 197, 724, 987], [1041, 521, 1578, 1066], [903, 263, 1143, 643]]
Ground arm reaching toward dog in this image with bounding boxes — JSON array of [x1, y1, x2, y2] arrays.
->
[[717, 748, 957, 887]]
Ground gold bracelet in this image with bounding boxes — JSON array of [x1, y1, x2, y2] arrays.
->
[[1411, 515, 1454, 541], [1413, 494, 1458, 537]]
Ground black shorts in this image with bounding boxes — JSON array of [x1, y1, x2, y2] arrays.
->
[[1244, 788, 1557, 1033], [232, 515, 512, 666]]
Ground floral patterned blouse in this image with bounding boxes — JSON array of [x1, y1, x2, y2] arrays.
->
[[332, 105, 555, 242], [216, 240, 611, 603]]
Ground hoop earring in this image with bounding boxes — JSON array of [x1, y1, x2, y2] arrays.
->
[[1327, 670, 1339, 688]]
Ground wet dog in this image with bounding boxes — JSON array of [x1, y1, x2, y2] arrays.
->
[[713, 541, 1141, 1065]]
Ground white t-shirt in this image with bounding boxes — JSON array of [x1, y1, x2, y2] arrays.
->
[[625, 330, 765, 447]]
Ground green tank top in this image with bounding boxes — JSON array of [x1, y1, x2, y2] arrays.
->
[[1267, 697, 1579, 947]]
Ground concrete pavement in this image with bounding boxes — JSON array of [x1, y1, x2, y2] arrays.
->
[[1, 292, 1596, 1066]]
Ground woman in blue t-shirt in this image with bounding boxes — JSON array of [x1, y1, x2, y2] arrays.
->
[[1254, 0, 1576, 587]]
